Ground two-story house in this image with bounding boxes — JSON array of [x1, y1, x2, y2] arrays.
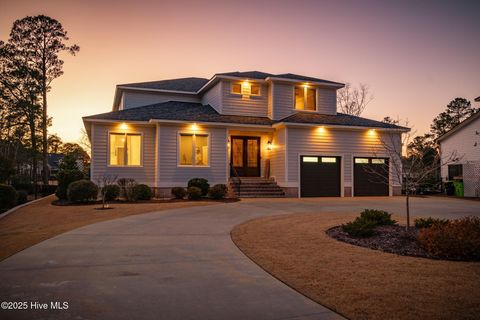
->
[[83, 71, 408, 197]]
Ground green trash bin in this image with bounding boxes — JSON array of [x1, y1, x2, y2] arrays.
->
[[453, 181, 464, 197]]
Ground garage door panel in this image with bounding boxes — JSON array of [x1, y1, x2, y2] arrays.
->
[[354, 157, 389, 196], [300, 156, 341, 197]]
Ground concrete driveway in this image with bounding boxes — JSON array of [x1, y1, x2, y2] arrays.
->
[[0, 196, 478, 320]]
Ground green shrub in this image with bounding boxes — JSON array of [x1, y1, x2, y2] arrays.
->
[[360, 209, 396, 226], [16, 190, 28, 205], [0, 184, 17, 210], [117, 178, 137, 201], [40, 184, 57, 197], [102, 184, 120, 201], [133, 184, 152, 200], [187, 186, 202, 200], [67, 180, 99, 203], [342, 218, 377, 238], [208, 184, 228, 200], [187, 178, 209, 196], [171, 187, 187, 199], [418, 216, 480, 261], [56, 169, 84, 200], [11, 174, 33, 193], [414, 217, 449, 229]]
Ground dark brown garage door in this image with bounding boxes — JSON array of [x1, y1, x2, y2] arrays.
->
[[300, 156, 341, 197], [354, 157, 389, 196]]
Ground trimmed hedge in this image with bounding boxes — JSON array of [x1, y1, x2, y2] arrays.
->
[[133, 184, 152, 200], [0, 184, 17, 210], [418, 216, 480, 261], [16, 190, 28, 205], [67, 180, 99, 203], [187, 186, 202, 200], [360, 209, 396, 226], [341, 209, 396, 238], [102, 184, 120, 201], [187, 178, 209, 196], [56, 169, 84, 200], [208, 184, 228, 200], [171, 187, 187, 199]]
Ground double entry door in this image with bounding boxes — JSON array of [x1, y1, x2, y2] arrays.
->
[[230, 136, 260, 177]]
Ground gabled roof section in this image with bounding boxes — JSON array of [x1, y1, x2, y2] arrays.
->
[[273, 73, 344, 86], [215, 71, 274, 80], [118, 77, 209, 92], [278, 112, 408, 130], [85, 101, 407, 130], [437, 110, 480, 142]]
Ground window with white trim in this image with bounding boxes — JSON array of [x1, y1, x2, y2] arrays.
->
[[295, 86, 316, 111], [109, 133, 142, 166], [179, 133, 209, 166]]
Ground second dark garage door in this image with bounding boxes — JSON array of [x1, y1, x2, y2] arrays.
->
[[300, 156, 341, 197], [354, 157, 389, 196]]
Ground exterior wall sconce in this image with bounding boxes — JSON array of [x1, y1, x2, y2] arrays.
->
[[191, 123, 198, 132], [267, 141, 272, 151], [119, 122, 128, 131]]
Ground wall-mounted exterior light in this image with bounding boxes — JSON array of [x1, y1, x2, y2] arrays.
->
[[317, 126, 325, 133], [119, 122, 128, 131], [267, 140, 272, 151]]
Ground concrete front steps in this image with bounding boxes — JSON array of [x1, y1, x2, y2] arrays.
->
[[229, 177, 285, 198]]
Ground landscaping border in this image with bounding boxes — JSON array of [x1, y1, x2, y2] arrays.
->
[[0, 195, 53, 220]]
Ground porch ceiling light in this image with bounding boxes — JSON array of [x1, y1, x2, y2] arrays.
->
[[119, 122, 128, 131], [191, 123, 199, 132]]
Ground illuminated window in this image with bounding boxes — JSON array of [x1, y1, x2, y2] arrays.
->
[[295, 86, 316, 111], [302, 156, 318, 163], [372, 158, 385, 164], [231, 83, 242, 94], [179, 133, 209, 166], [321, 157, 337, 163], [355, 158, 369, 164], [250, 84, 260, 96], [109, 133, 142, 166]]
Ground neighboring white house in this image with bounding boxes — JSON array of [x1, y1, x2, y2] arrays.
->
[[83, 71, 409, 198], [438, 108, 480, 197]]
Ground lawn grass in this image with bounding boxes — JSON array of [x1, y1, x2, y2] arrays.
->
[[231, 213, 480, 320], [0, 195, 218, 261]]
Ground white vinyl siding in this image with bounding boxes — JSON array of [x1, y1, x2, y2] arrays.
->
[[157, 124, 228, 187], [317, 88, 337, 115], [201, 81, 223, 113], [121, 90, 200, 109], [221, 80, 268, 117], [439, 115, 480, 197], [270, 127, 287, 184], [271, 82, 294, 120], [286, 127, 401, 187], [91, 123, 156, 186]]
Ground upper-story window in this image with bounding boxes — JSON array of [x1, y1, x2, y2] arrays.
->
[[295, 86, 316, 111], [231, 82, 260, 96]]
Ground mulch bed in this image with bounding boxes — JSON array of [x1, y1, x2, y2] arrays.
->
[[52, 197, 239, 206], [327, 225, 435, 259]]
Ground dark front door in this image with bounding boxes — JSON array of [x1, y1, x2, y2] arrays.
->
[[231, 136, 260, 177], [300, 156, 341, 197]]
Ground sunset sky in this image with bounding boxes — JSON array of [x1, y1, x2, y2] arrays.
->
[[1, 0, 479, 142]]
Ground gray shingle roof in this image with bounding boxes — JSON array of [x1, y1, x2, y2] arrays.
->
[[84, 102, 274, 125], [217, 71, 343, 85], [119, 77, 209, 92], [84, 101, 406, 129], [279, 112, 407, 129]]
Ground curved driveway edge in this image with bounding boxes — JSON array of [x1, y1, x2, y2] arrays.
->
[[0, 200, 344, 320], [2, 196, 478, 320]]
